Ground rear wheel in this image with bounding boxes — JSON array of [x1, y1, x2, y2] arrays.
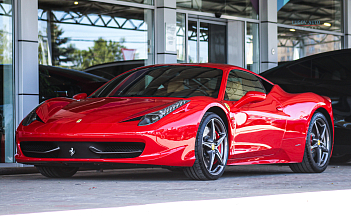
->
[[289, 112, 332, 173], [36, 166, 78, 178], [183, 112, 229, 180]]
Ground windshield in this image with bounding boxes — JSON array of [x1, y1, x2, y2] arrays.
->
[[90, 65, 223, 98]]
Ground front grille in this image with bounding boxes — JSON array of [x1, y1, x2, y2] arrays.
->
[[20, 142, 59, 158], [105, 143, 144, 152], [21, 142, 56, 152], [20, 141, 145, 159]]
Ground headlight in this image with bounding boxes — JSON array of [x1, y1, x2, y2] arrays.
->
[[138, 100, 190, 126], [22, 102, 45, 126]]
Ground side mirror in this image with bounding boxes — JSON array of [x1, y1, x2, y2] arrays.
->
[[233, 91, 266, 108], [73, 93, 87, 100]]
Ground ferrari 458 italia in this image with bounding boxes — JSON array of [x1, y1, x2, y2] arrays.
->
[[15, 64, 334, 180]]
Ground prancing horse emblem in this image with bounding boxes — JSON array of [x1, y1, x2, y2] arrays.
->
[[69, 148, 75, 156]]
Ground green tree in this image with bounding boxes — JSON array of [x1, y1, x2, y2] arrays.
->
[[0, 29, 12, 64], [71, 37, 126, 70], [50, 23, 76, 66]]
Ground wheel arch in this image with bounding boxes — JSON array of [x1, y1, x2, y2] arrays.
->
[[302, 106, 334, 156], [314, 107, 334, 146], [205, 106, 233, 145], [315, 108, 333, 132], [289, 107, 334, 173]]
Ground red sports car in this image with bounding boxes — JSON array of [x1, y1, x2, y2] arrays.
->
[[15, 64, 334, 180]]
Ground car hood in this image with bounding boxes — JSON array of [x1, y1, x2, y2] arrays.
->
[[39, 97, 184, 124]]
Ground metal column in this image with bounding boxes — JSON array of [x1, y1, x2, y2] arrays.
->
[[155, 0, 177, 63], [259, 0, 278, 72]]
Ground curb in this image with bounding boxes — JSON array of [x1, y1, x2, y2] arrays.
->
[[0, 167, 39, 175]]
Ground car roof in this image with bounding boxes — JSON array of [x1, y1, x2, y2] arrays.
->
[[39, 65, 109, 82]]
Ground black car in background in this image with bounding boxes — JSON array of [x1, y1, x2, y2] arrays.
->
[[261, 49, 351, 162], [84, 60, 144, 80], [39, 65, 108, 102]]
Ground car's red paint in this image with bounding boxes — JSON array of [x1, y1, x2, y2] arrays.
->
[[72, 93, 88, 100], [15, 63, 334, 169]]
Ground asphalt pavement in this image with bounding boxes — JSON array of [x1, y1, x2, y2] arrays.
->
[[1, 164, 351, 215]]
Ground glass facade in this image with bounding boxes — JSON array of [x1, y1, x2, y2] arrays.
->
[[116, 0, 153, 5], [177, 13, 186, 63], [278, 27, 342, 63], [188, 20, 198, 63], [177, 0, 259, 19], [246, 22, 259, 73], [0, 0, 13, 163], [278, 0, 343, 32], [38, 0, 154, 71], [277, 0, 343, 63]]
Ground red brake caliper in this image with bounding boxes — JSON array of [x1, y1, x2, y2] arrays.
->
[[214, 131, 221, 164]]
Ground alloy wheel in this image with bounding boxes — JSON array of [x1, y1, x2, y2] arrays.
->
[[201, 118, 228, 176], [309, 117, 331, 167]]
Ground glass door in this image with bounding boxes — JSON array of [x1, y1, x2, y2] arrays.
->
[[0, 0, 14, 163], [188, 18, 226, 64]]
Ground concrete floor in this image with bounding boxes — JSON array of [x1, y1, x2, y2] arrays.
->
[[1, 164, 351, 215]]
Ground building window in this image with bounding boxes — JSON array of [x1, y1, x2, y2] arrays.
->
[[0, 0, 14, 163], [37, 0, 154, 101], [278, 27, 342, 62], [115, 0, 153, 5], [38, 0, 154, 72], [246, 22, 259, 73], [278, 0, 342, 33], [176, 0, 258, 19], [177, 13, 186, 63]]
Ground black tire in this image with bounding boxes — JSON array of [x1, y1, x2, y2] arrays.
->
[[183, 112, 229, 180], [36, 166, 78, 178], [289, 112, 332, 173], [330, 154, 351, 164]]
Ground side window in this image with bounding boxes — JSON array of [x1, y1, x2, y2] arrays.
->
[[225, 70, 265, 101]]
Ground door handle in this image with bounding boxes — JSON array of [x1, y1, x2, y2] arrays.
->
[[276, 106, 283, 111]]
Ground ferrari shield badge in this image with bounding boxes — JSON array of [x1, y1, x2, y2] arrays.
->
[[76, 119, 82, 123]]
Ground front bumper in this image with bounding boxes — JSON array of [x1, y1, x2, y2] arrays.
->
[[15, 121, 197, 167]]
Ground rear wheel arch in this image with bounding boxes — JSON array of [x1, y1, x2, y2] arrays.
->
[[314, 107, 333, 136], [289, 110, 332, 173], [301, 107, 333, 153]]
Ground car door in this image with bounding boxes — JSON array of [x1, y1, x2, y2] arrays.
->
[[224, 69, 287, 160]]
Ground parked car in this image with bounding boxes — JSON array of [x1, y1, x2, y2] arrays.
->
[[16, 63, 333, 180], [84, 60, 144, 80], [261, 49, 351, 162], [39, 65, 109, 102]]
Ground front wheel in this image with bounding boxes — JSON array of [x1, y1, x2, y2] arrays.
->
[[289, 112, 332, 173], [183, 112, 229, 180], [36, 166, 78, 178]]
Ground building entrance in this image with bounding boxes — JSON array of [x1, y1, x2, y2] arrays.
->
[[188, 18, 226, 64]]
